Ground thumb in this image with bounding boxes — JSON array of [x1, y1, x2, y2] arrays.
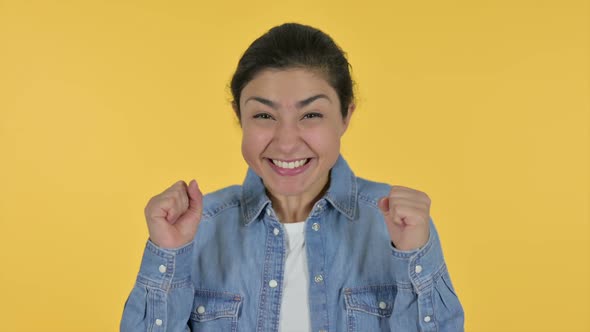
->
[[186, 179, 203, 216], [378, 197, 390, 215]]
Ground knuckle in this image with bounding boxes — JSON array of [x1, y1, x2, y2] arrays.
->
[[173, 189, 183, 200], [145, 196, 157, 211], [177, 191, 188, 205], [163, 196, 176, 206], [167, 181, 184, 193]]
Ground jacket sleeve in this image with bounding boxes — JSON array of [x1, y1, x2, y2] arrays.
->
[[120, 239, 195, 332], [390, 218, 465, 332]]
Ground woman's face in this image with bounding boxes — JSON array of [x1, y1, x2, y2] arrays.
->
[[239, 68, 353, 199]]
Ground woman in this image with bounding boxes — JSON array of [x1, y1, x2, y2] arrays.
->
[[121, 23, 464, 332]]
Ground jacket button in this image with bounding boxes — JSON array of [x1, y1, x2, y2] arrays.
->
[[415, 265, 423, 274], [197, 306, 206, 314], [312, 223, 320, 231], [269, 279, 278, 288]]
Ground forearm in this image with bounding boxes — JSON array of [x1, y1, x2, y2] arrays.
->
[[120, 239, 195, 332], [389, 219, 465, 331]]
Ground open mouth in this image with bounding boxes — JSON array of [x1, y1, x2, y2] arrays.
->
[[269, 158, 311, 169]]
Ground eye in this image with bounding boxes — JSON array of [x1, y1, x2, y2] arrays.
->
[[253, 113, 274, 120], [302, 112, 323, 119]]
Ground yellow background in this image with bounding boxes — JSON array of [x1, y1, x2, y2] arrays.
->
[[1, 0, 588, 331]]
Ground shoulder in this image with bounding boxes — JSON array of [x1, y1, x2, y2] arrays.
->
[[201, 185, 242, 220], [355, 176, 391, 208]]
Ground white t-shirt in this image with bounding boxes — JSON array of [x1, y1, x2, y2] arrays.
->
[[279, 221, 311, 332]]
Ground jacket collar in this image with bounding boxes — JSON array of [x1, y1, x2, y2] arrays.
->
[[240, 155, 358, 225]]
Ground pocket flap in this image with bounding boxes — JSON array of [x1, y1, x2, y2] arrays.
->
[[190, 289, 242, 322], [344, 285, 397, 318]]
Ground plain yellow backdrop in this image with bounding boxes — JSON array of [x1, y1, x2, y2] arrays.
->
[[1, 0, 588, 331]]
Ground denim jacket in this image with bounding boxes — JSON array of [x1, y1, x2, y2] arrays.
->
[[120, 155, 464, 332]]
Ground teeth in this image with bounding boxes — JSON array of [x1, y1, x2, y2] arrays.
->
[[272, 158, 308, 169]]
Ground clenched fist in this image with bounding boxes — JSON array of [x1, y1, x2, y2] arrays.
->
[[378, 186, 431, 251], [144, 179, 203, 249]]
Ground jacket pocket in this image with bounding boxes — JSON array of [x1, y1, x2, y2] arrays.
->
[[189, 289, 242, 332], [344, 285, 396, 332]]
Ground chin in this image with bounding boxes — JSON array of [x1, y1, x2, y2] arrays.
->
[[264, 179, 308, 197]]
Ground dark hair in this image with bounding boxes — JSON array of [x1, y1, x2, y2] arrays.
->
[[230, 23, 354, 119]]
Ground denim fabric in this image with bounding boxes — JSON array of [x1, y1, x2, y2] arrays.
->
[[120, 155, 464, 332]]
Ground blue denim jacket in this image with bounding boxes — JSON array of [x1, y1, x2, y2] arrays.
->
[[120, 156, 464, 332]]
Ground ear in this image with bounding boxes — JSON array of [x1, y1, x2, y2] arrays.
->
[[340, 103, 355, 135]]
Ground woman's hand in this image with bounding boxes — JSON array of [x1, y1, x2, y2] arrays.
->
[[378, 186, 431, 251], [144, 180, 203, 249]]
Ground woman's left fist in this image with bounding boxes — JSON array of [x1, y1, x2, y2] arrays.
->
[[378, 186, 431, 251]]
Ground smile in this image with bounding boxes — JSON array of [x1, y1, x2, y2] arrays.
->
[[271, 158, 310, 169]]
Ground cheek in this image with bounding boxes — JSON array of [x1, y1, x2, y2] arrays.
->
[[241, 126, 271, 161], [303, 126, 342, 156]]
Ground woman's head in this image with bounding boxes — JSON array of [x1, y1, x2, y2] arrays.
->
[[230, 23, 355, 120], [232, 23, 356, 202]]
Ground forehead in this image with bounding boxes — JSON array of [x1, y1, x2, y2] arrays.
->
[[240, 68, 336, 107]]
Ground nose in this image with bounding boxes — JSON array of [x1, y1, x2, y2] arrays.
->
[[273, 120, 301, 154]]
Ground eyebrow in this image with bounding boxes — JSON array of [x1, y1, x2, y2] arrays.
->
[[245, 94, 331, 110]]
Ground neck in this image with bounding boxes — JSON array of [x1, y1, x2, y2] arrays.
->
[[267, 176, 330, 223]]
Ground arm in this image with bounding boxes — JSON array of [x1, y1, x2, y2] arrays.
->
[[120, 239, 195, 332], [121, 179, 203, 331], [378, 186, 464, 330], [390, 219, 465, 331]]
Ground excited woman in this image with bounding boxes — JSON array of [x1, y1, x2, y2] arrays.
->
[[121, 23, 464, 332]]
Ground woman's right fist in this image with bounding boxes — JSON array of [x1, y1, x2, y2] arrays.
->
[[144, 179, 203, 249]]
